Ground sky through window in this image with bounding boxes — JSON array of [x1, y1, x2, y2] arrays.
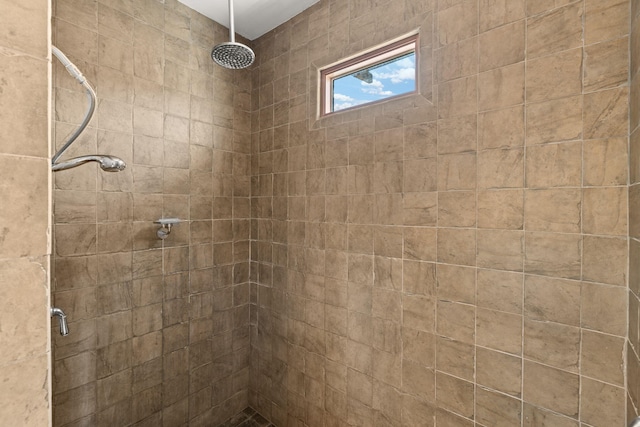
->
[[332, 52, 416, 112]]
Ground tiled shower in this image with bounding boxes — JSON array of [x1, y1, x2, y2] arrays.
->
[[1, 0, 640, 426], [51, 0, 252, 424]]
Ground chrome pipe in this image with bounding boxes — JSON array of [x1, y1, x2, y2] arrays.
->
[[228, 0, 235, 43], [50, 307, 69, 336]]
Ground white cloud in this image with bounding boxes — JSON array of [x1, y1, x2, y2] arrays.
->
[[334, 102, 355, 111], [360, 79, 393, 96], [334, 93, 355, 102], [372, 66, 416, 84], [396, 57, 415, 69], [333, 93, 368, 110]]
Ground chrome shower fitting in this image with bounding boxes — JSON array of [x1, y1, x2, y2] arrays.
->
[[51, 155, 126, 172], [154, 218, 183, 240], [51, 46, 126, 173], [211, 0, 255, 69], [50, 307, 69, 336]]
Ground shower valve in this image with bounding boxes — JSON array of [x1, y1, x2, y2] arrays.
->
[[154, 218, 183, 240]]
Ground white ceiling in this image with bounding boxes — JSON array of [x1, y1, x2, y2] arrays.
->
[[178, 0, 321, 41]]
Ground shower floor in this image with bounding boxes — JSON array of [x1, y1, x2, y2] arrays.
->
[[219, 407, 275, 427]]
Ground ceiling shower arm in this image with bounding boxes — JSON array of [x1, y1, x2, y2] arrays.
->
[[228, 0, 235, 43]]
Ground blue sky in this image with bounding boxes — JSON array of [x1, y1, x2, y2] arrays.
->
[[332, 53, 416, 112]]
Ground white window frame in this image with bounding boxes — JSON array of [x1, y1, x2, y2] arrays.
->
[[319, 33, 419, 116]]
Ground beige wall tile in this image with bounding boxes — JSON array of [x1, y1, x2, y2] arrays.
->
[[526, 48, 582, 102], [476, 229, 524, 271], [403, 294, 436, 332], [476, 387, 522, 426], [476, 307, 522, 354], [478, 147, 524, 189], [437, 76, 477, 119], [479, 20, 525, 71], [438, 191, 476, 227], [479, 0, 525, 32], [404, 122, 437, 159], [436, 408, 473, 426], [478, 62, 525, 111], [583, 235, 627, 285], [478, 106, 525, 150], [437, 115, 477, 155], [403, 192, 438, 226], [54, 190, 97, 223], [476, 347, 521, 396], [584, 138, 628, 186], [526, 3, 583, 58], [477, 189, 524, 230], [403, 260, 436, 296], [402, 394, 436, 426], [0, 54, 48, 157], [524, 318, 580, 372], [436, 0, 478, 47], [0, 158, 49, 258], [631, 184, 640, 239], [435, 337, 473, 380], [436, 264, 475, 303], [98, 3, 133, 43], [524, 232, 581, 279], [477, 269, 523, 314], [584, 87, 629, 139], [437, 228, 476, 266], [581, 282, 627, 336], [403, 227, 437, 261], [580, 378, 626, 426], [524, 188, 581, 233], [0, 355, 51, 426], [374, 256, 403, 290], [585, 0, 629, 44], [632, 128, 640, 185], [523, 361, 579, 418], [522, 403, 579, 427], [435, 38, 478, 83], [584, 37, 629, 92], [402, 158, 438, 192], [403, 328, 436, 367], [525, 141, 582, 188], [0, 0, 48, 56], [583, 187, 627, 236], [526, 96, 582, 145], [524, 275, 580, 326], [372, 348, 402, 388], [435, 372, 474, 419], [581, 330, 625, 386], [437, 301, 475, 344], [437, 153, 476, 191], [0, 258, 48, 365]]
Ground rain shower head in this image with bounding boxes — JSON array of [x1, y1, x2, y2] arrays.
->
[[51, 155, 126, 172], [211, 0, 255, 69], [212, 41, 255, 69]]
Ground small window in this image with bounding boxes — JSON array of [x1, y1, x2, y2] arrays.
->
[[320, 34, 418, 116]]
